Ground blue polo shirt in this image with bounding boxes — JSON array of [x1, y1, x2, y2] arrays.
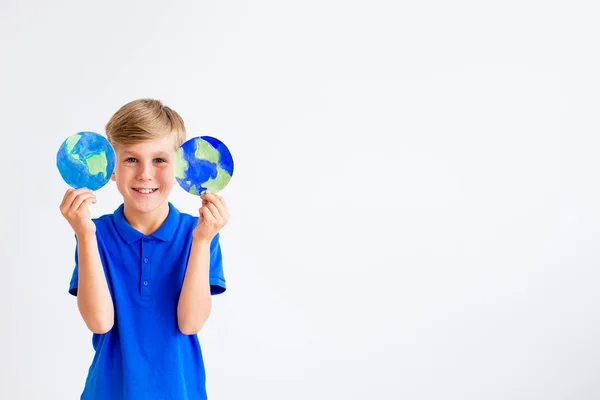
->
[[68, 202, 226, 400]]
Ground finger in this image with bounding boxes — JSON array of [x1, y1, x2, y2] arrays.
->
[[61, 188, 80, 212], [210, 192, 224, 202], [201, 191, 215, 205], [60, 188, 75, 208], [214, 195, 229, 220], [71, 194, 95, 213], [211, 193, 227, 208], [206, 202, 222, 221], [61, 188, 86, 209], [202, 192, 226, 219], [77, 197, 96, 212], [199, 206, 215, 223], [214, 200, 228, 222], [63, 188, 93, 210], [71, 192, 96, 212], [200, 192, 213, 202]]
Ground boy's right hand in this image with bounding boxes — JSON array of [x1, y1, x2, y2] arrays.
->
[[60, 188, 97, 237]]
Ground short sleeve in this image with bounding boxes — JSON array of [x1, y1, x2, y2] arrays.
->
[[68, 235, 79, 296], [209, 232, 226, 295]]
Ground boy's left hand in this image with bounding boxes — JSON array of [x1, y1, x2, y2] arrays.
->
[[192, 192, 229, 242]]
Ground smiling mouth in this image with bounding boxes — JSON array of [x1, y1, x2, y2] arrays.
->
[[133, 188, 158, 194]]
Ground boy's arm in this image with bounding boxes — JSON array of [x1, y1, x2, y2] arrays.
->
[[177, 192, 229, 335], [177, 238, 212, 335], [76, 233, 114, 334], [60, 188, 114, 334]]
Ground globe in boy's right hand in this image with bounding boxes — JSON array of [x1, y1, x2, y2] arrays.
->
[[60, 188, 97, 237]]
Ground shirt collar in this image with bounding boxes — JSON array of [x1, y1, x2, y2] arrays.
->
[[113, 202, 181, 244]]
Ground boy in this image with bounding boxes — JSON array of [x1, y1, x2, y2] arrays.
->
[[59, 99, 229, 399]]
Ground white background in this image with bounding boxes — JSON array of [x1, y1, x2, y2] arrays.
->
[[2, 0, 600, 399]]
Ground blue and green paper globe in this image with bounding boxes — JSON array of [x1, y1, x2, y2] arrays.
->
[[175, 136, 234, 195], [56, 131, 116, 191]]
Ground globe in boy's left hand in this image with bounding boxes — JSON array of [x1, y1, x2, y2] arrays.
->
[[192, 192, 229, 242]]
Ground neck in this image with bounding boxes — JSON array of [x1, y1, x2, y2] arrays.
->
[[123, 201, 170, 235]]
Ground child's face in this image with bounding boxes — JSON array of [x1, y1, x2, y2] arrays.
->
[[111, 135, 178, 215]]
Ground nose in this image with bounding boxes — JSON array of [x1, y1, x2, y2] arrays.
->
[[136, 161, 153, 181]]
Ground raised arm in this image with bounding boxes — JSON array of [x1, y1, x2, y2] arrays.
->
[[61, 188, 114, 334], [177, 192, 229, 335]]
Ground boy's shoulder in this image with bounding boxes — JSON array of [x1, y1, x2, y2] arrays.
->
[[90, 212, 117, 233]]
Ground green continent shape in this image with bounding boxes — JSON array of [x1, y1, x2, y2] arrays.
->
[[195, 139, 220, 163], [67, 134, 84, 162], [86, 151, 108, 177], [202, 166, 231, 192], [175, 147, 188, 179], [189, 185, 198, 195], [66, 134, 82, 154]]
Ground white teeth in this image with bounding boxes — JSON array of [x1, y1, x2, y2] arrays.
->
[[135, 188, 155, 194]]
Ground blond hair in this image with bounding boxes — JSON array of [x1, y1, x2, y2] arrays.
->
[[105, 98, 186, 149]]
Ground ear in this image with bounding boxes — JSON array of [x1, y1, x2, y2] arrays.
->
[[111, 172, 116, 182]]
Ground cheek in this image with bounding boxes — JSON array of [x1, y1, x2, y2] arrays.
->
[[113, 166, 133, 184], [158, 167, 175, 183]]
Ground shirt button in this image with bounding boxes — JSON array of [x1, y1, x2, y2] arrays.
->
[[144, 258, 149, 264], [143, 281, 149, 286]]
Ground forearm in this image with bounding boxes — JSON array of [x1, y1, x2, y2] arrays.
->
[[76, 233, 114, 334], [177, 239, 212, 335]]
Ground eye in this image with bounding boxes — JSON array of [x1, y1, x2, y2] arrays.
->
[[154, 158, 166, 163], [125, 157, 138, 163]]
